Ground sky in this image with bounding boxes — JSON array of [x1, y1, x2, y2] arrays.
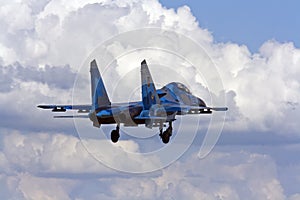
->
[[0, 0, 300, 199], [159, 0, 300, 52]]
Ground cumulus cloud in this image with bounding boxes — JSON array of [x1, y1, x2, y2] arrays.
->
[[0, 62, 76, 92], [0, 133, 292, 199], [2, 132, 116, 174], [0, 61, 80, 133], [212, 41, 300, 135], [0, 0, 300, 199], [0, 0, 212, 67]]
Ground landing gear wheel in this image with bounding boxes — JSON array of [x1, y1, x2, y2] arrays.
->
[[111, 130, 120, 143], [161, 131, 170, 144], [159, 122, 173, 144]]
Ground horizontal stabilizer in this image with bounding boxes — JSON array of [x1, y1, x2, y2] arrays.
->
[[37, 104, 91, 112], [54, 115, 89, 118]]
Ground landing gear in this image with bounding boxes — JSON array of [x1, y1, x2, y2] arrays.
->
[[111, 124, 120, 143], [159, 122, 173, 144]]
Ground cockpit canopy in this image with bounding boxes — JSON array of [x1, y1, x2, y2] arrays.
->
[[163, 82, 191, 94]]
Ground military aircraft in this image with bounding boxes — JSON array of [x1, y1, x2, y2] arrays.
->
[[38, 59, 227, 144]]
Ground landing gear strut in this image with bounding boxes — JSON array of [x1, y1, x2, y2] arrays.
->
[[111, 124, 120, 143], [159, 122, 172, 144]]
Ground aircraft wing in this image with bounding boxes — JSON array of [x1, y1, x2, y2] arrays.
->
[[38, 102, 142, 117], [163, 104, 228, 114], [185, 105, 228, 111], [53, 115, 90, 118], [37, 104, 91, 113]]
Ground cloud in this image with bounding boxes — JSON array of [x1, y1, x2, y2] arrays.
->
[[213, 40, 300, 135], [0, 62, 76, 92], [156, 152, 287, 200], [0, 131, 293, 199], [2, 132, 110, 174], [0, 62, 80, 133], [0, 0, 212, 67]]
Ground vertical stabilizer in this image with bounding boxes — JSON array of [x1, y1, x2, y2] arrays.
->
[[90, 59, 111, 110], [141, 59, 160, 110]]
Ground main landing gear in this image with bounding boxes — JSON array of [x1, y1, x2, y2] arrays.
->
[[110, 122, 173, 144], [111, 124, 120, 143], [159, 122, 173, 144]]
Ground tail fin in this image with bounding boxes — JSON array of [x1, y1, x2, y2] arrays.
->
[[141, 59, 160, 110], [90, 59, 111, 110]]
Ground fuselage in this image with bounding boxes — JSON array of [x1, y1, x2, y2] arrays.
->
[[92, 82, 206, 126]]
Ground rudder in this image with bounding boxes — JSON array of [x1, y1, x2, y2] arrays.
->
[[141, 59, 160, 110], [90, 59, 111, 110]]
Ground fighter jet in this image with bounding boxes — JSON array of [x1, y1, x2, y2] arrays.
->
[[38, 59, 227, 144]]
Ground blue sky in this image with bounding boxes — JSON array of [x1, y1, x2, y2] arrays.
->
[[160, 0, 300, 52]]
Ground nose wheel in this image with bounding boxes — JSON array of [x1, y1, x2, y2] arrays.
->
[[159, 122, 173, 144], [111, 125, 120, 143]]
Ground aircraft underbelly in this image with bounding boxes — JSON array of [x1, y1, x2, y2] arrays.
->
[[97, 116, 146, 125], [96, 106, 145, 126]]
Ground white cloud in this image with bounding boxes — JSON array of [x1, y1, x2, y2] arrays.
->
[[18, 173, 74, 200], [0, 2, 34, 33], [0, 43, 17, 65], [0, 132, 291, 199], [213, 40, 300, 135], [2, 131, 108, 174], [1, 131, 163, 175]]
